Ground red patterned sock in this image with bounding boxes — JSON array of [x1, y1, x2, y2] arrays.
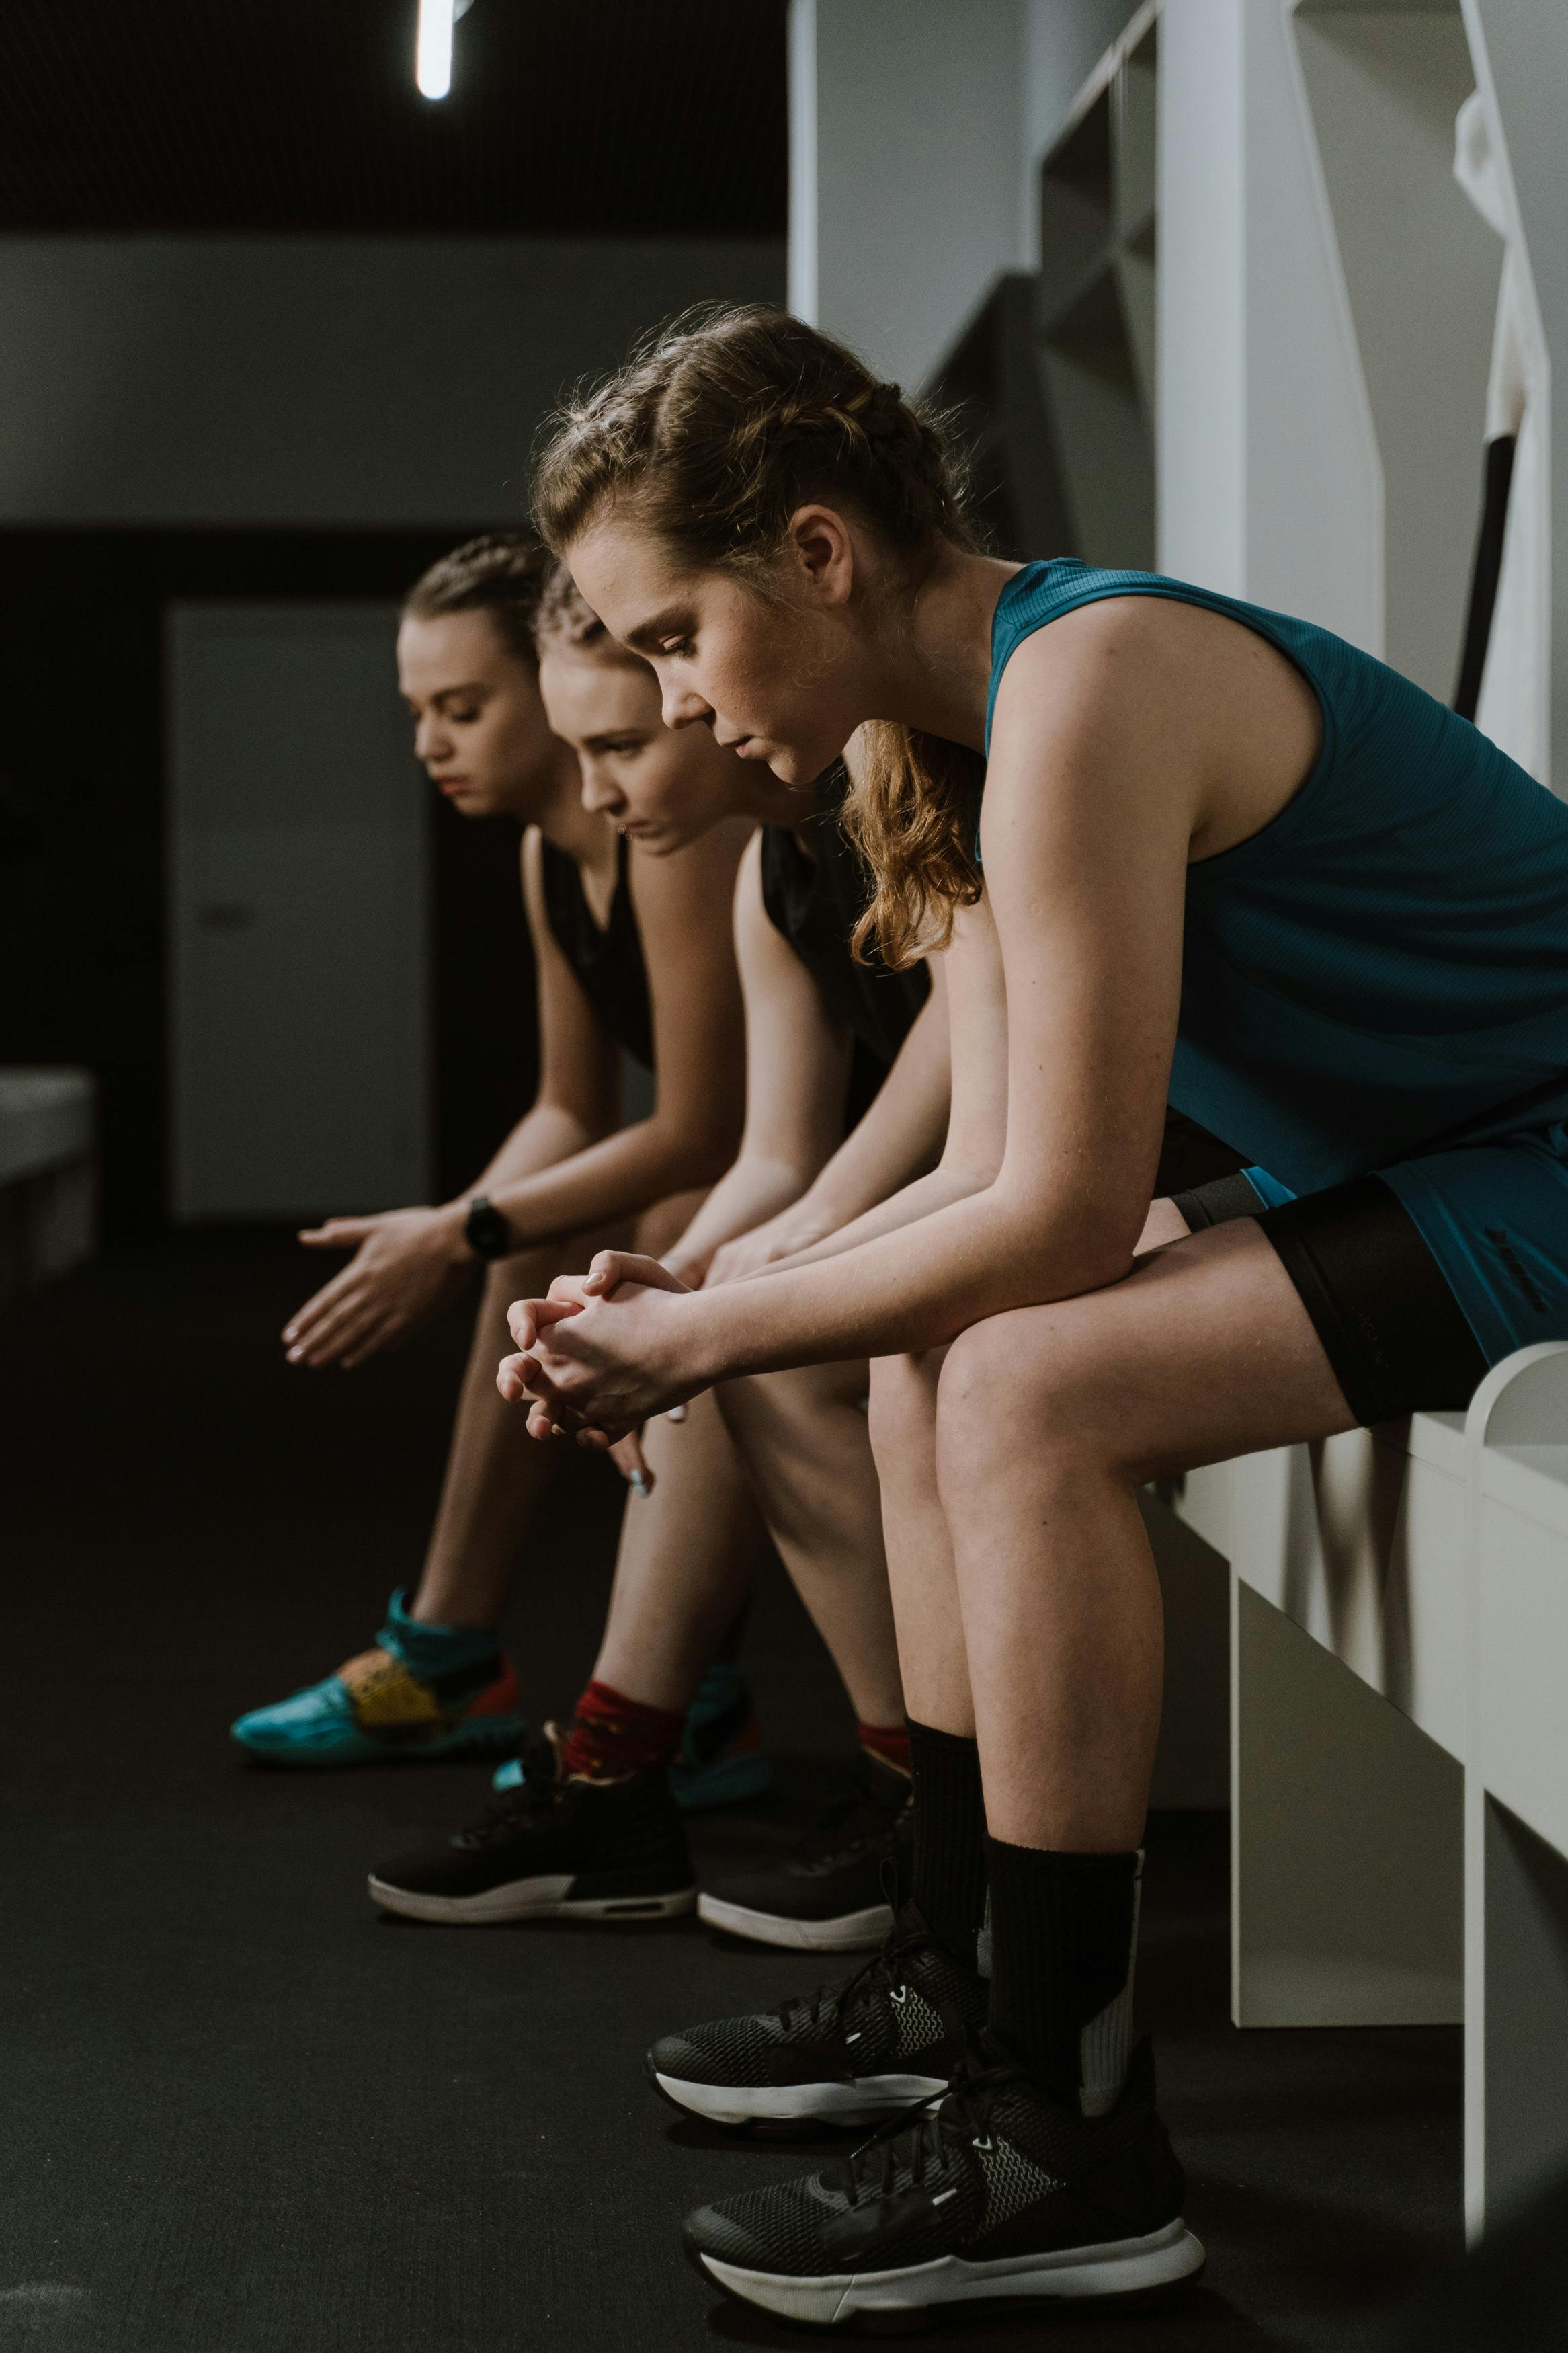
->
[[559, 1679, 686, 1782], [858, 1720, 912, 1777]]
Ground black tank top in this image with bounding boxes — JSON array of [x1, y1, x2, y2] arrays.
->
[[760, 764, 931, 1123], [539, 832, 653, 1069]]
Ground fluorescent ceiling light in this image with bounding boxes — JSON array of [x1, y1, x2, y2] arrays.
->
[[416, 0, 462, 101]]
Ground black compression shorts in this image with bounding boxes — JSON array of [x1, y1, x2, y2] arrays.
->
[[1169, 1170, 1487, 1425]]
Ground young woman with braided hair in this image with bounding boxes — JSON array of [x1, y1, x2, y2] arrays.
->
[[233, 535, 765, 1800], [497, 306, 1568, 2325], [366, 571, 949, 1946]]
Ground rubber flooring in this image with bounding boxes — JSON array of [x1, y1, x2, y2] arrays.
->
[[0, 1234, 1462, 2352]]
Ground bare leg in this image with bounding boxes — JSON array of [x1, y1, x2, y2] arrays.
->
[[866, 1348, 973, 1734], [411, 1240, 610, 1628], [411, 1193, 710, 1632], [589, 1386, 770, 1709], [934, 1219, 1354, 1849], [717, 1363, 904, 1728]]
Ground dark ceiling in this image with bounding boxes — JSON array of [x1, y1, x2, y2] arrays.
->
[[1, 0, 788, 238]]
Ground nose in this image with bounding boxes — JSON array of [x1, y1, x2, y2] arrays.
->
[[662, 682, 712, 733], [413, 711, 448, 764], [579, 761, 624, 817]]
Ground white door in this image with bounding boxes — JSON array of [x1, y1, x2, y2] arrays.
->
[[168, 602, 430, 1220]]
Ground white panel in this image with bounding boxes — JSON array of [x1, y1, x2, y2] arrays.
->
[[1475, 1485, 1568, 1858], [813, 0, 1025, 388], [1464, 0, 1568, 796], [1242, 3, 1383, 647], [169, 604, 429, 1220], [788, 0, 819, 322], [1296, 7, 1500, 701], [1232, 1577, 1464, 2026], [1230, 1430, 1466, 1759], [1157, 0, 1248, 594]]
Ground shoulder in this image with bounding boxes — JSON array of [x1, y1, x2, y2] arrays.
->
[[520, 826, 554, 941]]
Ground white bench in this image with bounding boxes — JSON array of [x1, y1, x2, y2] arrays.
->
[[1171, 1346, 1568, 2235], [0, 1066, 98, 1306]]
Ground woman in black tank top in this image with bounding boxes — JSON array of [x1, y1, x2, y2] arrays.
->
[[537, 831, 653, 1068], [243, 536, 753, 1771]]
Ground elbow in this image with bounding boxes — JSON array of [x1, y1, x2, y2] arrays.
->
[[987, 1181, 1140, 1302]]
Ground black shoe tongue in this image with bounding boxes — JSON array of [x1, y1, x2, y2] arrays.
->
[[859, 1749, 913, 1808]]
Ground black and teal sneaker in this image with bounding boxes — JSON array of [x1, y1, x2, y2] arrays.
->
[[669, 1660, 772, 1811], [489, 1660, 772, 1812], [647, 1901, 984, 2130], [230, 1589, 524, 1766], [682, 2032, 1204, 2325], [368, 1729, 698, 1925], [697, 1751, 911, 1950]]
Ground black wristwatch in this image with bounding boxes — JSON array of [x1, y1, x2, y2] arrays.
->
[[463, 1194, 511, 1261]]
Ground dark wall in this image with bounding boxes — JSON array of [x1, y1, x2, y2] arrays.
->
[[0, 530, 537, 1237]]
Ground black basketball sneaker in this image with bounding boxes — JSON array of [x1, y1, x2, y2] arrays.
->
[[682, 2032, 1204, 2326], [367, 1730, 697, 1925], [647, 1901, 987, 2129], [698, 1751, 912, 1951]]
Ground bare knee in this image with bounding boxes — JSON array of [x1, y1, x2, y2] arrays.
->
[[935, 1312, 1122, 1501]]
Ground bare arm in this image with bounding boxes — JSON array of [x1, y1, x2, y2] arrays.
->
[[710, 955, 952, 1281], [661, 832, 852, 1283], [502, 611, 1200, 1429]]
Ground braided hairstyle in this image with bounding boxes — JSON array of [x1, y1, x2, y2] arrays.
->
[[532, 557, 648, 670], [532, 305, 984, 967], [403, 532, 552, 669]]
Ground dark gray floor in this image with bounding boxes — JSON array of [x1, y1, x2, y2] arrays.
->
[[1, 1235, 1462, 2351]]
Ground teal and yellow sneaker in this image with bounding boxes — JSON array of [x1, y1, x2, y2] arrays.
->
[[489, 1661, 772, 1812], [231, 1589, 525, 1767]]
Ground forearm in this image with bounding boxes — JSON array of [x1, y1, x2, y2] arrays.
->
[[661, 1153, 813, 1277], [489, 1116, 735, 1250], [677, 1181, 1126, 1383], [754, 1164, 983, 1276], [465, 1101, 606, 1199]]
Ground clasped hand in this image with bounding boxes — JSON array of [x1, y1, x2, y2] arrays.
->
[[496, 1252, 697, 1448]]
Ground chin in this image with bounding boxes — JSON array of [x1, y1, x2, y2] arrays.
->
[[762, 744, 819, 785]]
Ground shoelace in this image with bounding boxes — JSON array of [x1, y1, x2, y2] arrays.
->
[[456, 1734, 562, 1847], [829, 2039, 1016, 2210], [772, 1912, 934, 2039]]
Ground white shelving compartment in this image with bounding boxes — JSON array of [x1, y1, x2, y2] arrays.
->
[[0, 1066, 97, 1306], [1463, 1347, 1568, 2231]]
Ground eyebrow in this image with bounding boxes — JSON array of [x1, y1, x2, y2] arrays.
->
[[581, 727, 649, 750]]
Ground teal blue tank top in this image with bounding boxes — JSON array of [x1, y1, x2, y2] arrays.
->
[[986, 561, 1568, 1194]]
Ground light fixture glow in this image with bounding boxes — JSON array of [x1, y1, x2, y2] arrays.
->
[[416, 0, 456, 100]]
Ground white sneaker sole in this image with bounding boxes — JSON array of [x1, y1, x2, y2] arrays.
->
[[695, 2217, 1205, 2323], [652, 2070, 947, 2130], [696, 1893, 893, 1952], [368, 1872, 697, 1925]]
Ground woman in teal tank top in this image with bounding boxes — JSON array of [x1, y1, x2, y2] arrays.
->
[[496, 310, 1568, 2323]]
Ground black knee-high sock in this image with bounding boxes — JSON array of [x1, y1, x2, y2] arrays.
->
[[985, 1836, 1141, 2116], [906, 1720, 987, 1964]]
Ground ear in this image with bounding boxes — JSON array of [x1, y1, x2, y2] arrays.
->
[[784, 504, 858, 608]]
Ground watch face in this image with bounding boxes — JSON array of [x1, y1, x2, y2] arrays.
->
[[466, 1200, 509, 1259]]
